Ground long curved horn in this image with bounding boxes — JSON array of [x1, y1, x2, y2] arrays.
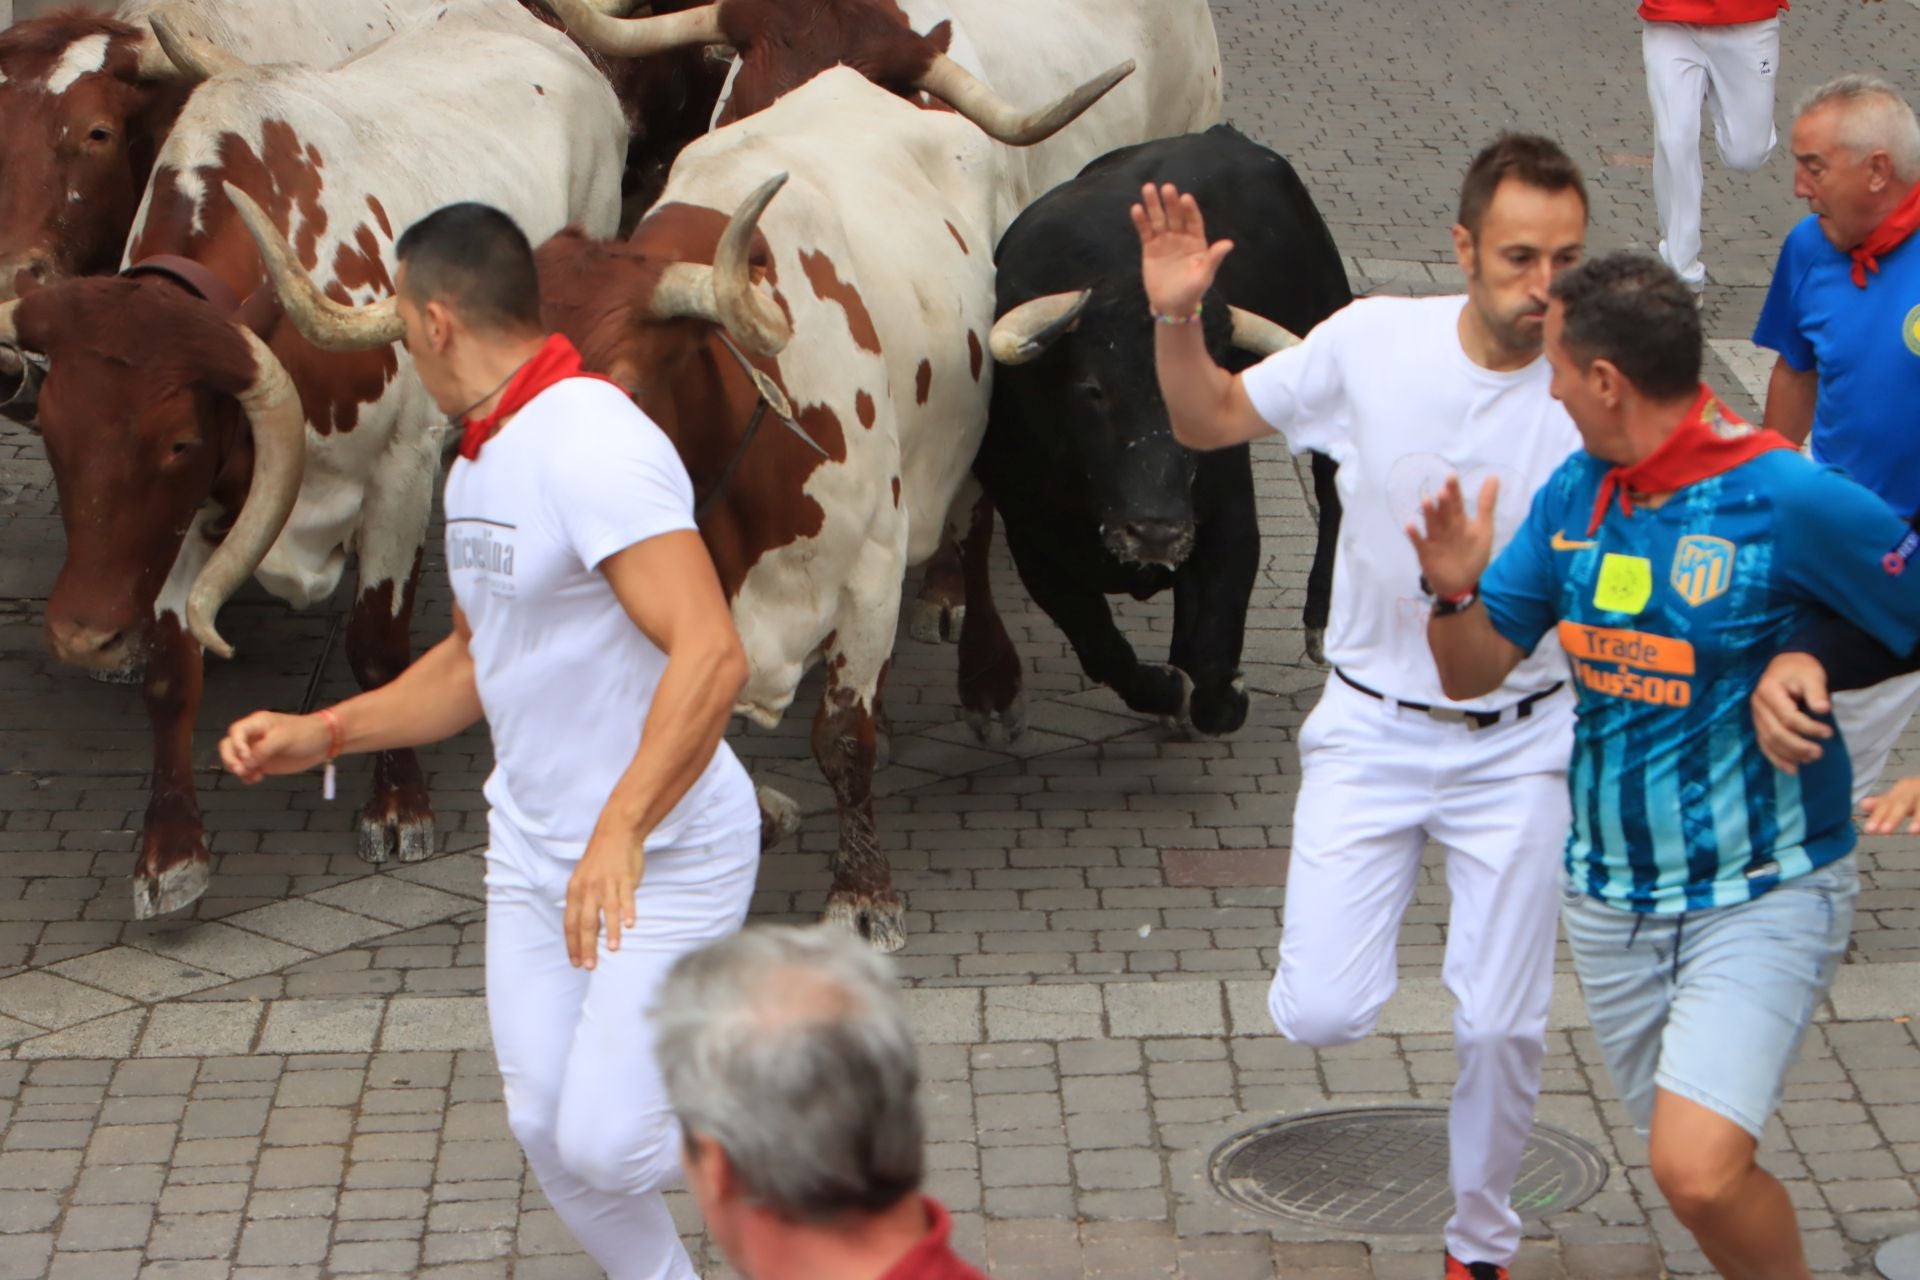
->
[[144, 12, 245, 82], [648, 172, 792, 358], [988, 291, 1090, 365], [1227, 307, 1303, 356], [537, 0, 725, 59], [915, 57, 1133, 147], [186, 326, 305, 659], [225, 183, 403, 352]]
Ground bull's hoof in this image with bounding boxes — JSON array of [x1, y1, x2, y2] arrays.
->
[[358, 808, 436, 865], [1131, 664, 1192, 730], [1186, 679, 1250, 738], [87, 663, 144, 686], [965, 692, 1027, 746], [1304, 627, 1326, 666], [904, 596, 965, 644], [758, 786, 803, 850], [823, 889, 907, 954], [133, 856, 210, 919]]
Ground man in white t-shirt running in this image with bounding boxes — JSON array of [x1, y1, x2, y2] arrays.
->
[[1135, 136, 1587, 1280], [218, 204, 760, 1280]]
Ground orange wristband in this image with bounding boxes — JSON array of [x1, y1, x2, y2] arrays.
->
[[317, 707, 345, 761]]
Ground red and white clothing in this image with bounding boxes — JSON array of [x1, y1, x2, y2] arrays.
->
[[447, 372, 759, 1279], [1640, 2, 1787, 287]]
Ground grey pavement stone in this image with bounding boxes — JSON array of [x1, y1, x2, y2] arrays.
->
[[221, 902, 395, 956], [379, 996, 489, 1052], [47, 949, 227, 1003], [984, 985, 1105, 1042], [137, 1005, 262, 1059], [0, 972, 132, 1031], [255, 999, 384, 1054], [126, 926, 314, 981]]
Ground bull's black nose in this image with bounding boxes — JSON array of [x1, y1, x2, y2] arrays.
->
[[1125, 520, 1186, 548]]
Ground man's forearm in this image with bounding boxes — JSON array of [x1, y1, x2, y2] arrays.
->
[[1786, 612, 1920, 693], [1427, 604, 1526, 701], [1156, 322, 1259, 451], [332, 632, 484, 755], [1763, 358, 1817, 447], [595, 638, 749, 847]]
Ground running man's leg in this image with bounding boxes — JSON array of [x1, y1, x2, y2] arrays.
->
[[487, 828, 759, 1280], [1700, 17, 1780, 174], [1269, 684, 1432, 1046], [1428, 769, 1569, 1268], [1645, 858, 1856, 1280], [1644, 22, 1712, 286]]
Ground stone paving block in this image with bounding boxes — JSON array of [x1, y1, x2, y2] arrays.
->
[[57, 1201, 157, 1251], [379, 996, 489, 1051], [309, 878, 475, 928], [256, 999, 385, 1054], [905, 987, 982, 1044], [48, 948, 228, 1003], [0, 1234, 53, 1280], [1106, 982, 1226, 1038], [46, 1251, 143, 1280], [236, 1217, 331, 1266], [252, 1147, 346, 1191], [124, 925, 313, 981], [985, 985, 1105, 1041], [146, 1211, 241, 1261], [222, 902, 395, 956], [0, 971, 133, 1030], [137, 1005, 262, 1058], [245, 1187, 338, 1220]]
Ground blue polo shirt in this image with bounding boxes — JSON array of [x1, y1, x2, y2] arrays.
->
[[1753, 215, 1920, 516], [1481, 435, 1920, 914]]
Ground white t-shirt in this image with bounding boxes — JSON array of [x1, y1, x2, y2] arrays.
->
[[443, 377, 758, 857], [1242, 294, 1581, 708]]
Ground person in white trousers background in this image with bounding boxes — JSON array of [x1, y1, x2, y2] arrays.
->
[[1640, 0, 1787, 296], [1138, 134, 1586, 1280], [219, 203, 761, 1280]]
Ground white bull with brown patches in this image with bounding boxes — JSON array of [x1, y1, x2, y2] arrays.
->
[[248, 63, 1119, 950], [0, 0, 624, 917]]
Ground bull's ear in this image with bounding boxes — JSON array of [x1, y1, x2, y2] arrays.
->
[[989, 291, 1090, 366]]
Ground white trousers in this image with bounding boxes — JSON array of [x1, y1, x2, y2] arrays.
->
[[1269, 678, 1573, 1266], [485, 818, 761, 1280], [1643, 17, 1780, 285], [1833, 669, 1920, 807]]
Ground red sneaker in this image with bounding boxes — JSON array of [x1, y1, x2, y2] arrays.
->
[[1445, 1258, 1508, 1280]]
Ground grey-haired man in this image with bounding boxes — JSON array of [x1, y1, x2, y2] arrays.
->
[[651, 925, 983, 1280]]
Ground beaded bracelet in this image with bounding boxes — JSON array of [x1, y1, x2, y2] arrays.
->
[[1151, 302, 1204, 326]]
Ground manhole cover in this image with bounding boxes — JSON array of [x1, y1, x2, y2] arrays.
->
[[1209, 1105, 1609, 1232]]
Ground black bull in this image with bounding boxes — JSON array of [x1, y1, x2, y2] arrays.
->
[[956, 125, 1349, 738]]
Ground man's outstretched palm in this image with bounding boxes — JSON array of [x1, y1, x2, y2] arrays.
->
[[1131, 182, 1234, 316]]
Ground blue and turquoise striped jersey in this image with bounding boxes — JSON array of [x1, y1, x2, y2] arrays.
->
[[1481, 438, 1920, 914]]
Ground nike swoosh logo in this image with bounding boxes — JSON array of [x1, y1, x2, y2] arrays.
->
[[1551, 531, 1597, 551]]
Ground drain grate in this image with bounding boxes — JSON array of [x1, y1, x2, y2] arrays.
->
[[1209, 1105, 1609, 1233]]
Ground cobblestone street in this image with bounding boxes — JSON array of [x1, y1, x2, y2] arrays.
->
[[3, 1, 1920, 1277]]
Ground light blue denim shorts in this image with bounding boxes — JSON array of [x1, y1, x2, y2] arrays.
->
[[1560, 856, 1858, 1139]]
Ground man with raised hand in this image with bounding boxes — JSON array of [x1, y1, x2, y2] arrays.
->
[[1138, 134, 1588, 1280]]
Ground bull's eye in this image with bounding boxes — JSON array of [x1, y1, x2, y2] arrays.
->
[[86, 126, 112, 144], [1076, 381, 1105, 405], [166, 439, 198, 462]]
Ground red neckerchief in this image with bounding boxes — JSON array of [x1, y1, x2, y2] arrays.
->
[[1586, 385, 1795, 535], [458, 333, 619, 461], [1850, 180, 1920, 288], [876, 1198, 986, 1280]]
